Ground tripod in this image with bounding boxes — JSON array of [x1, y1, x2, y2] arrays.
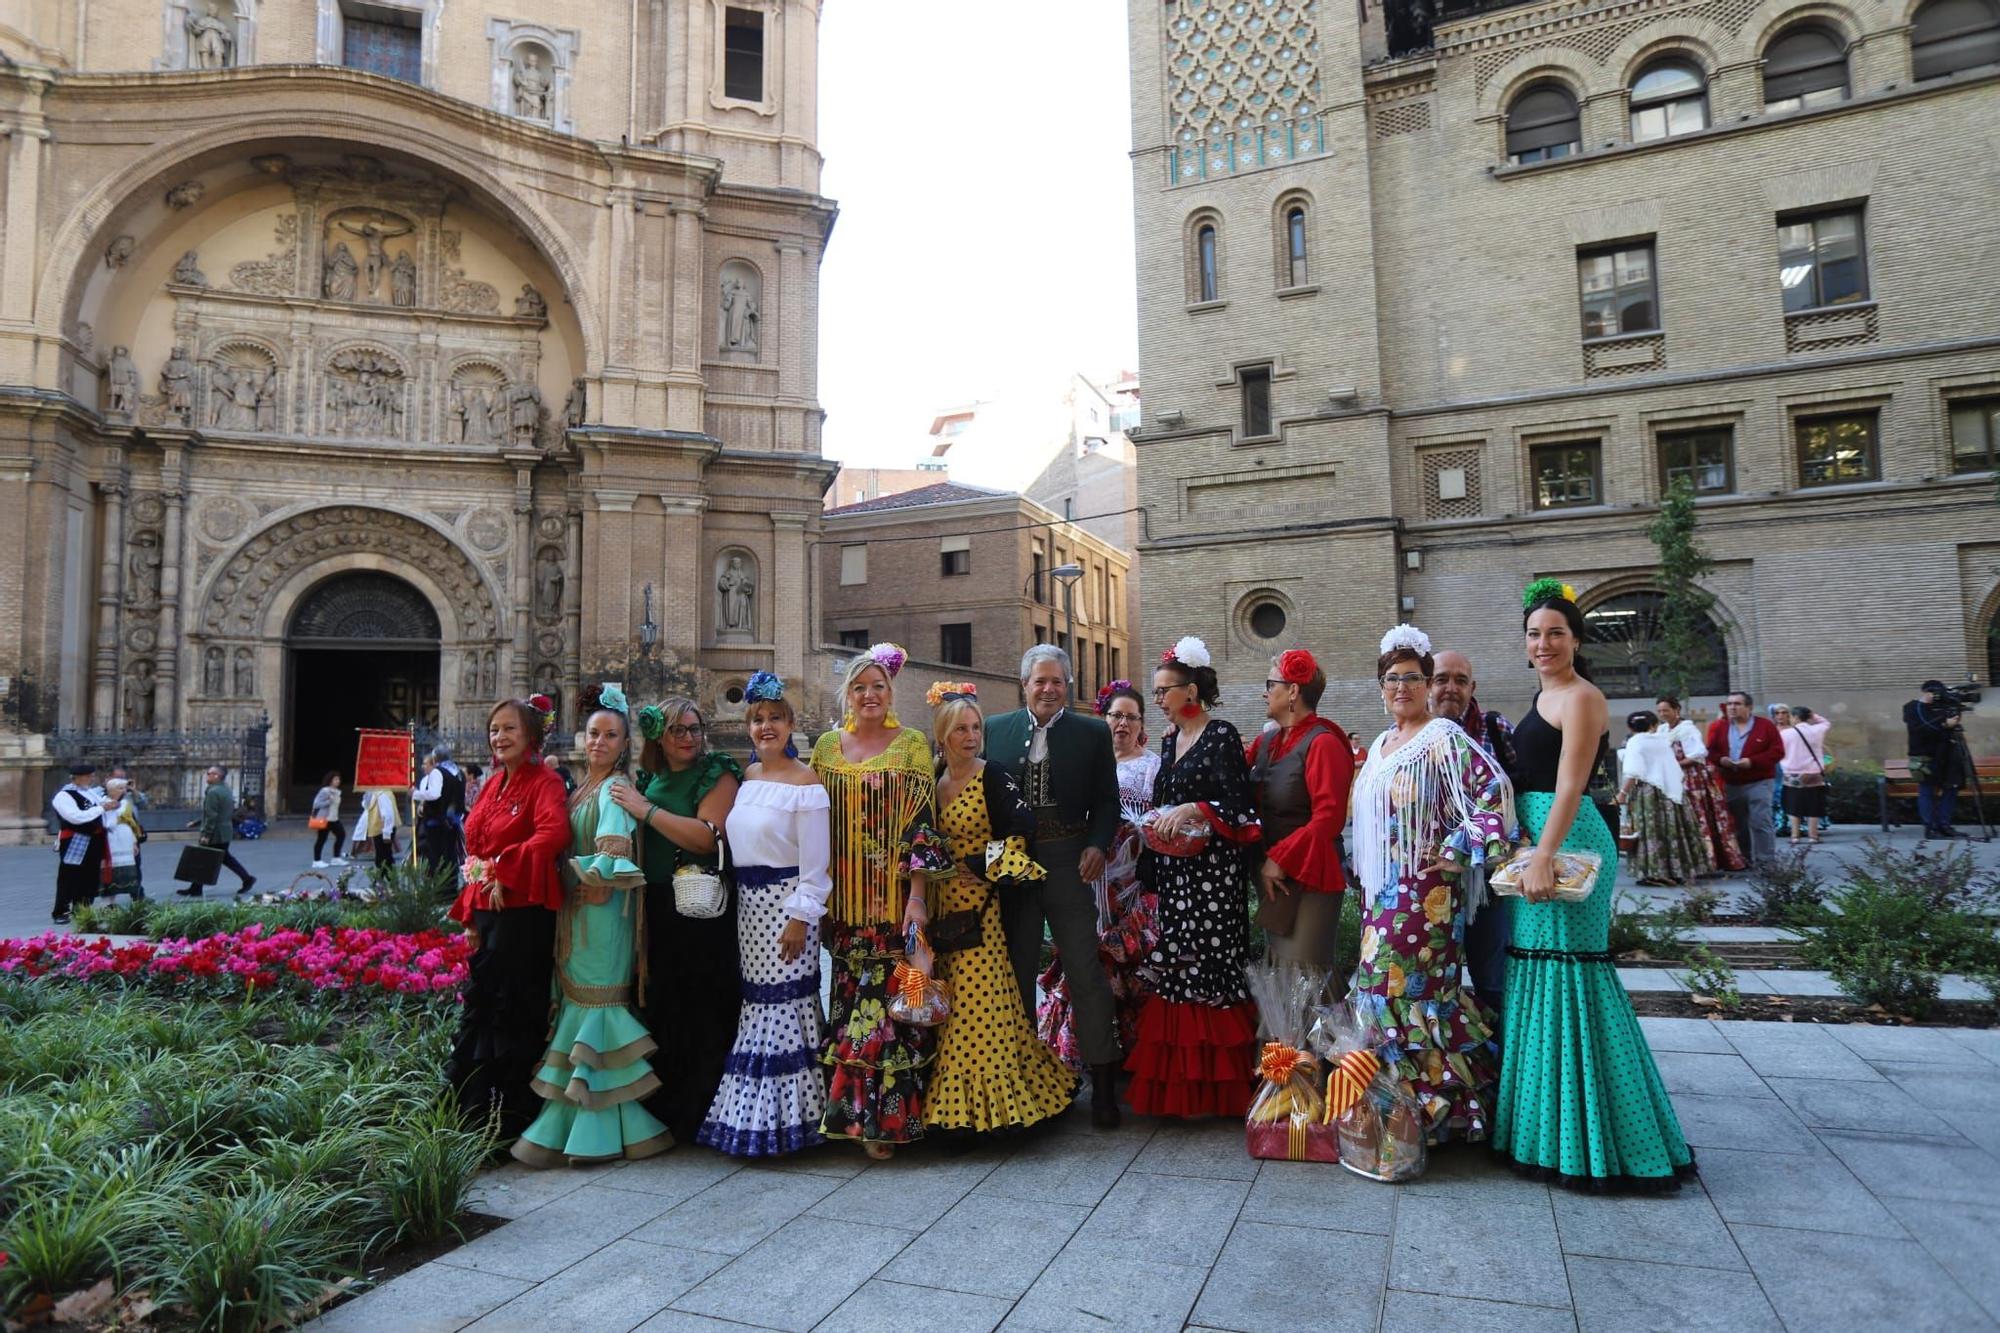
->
[[1942, 722, 1993, 841]]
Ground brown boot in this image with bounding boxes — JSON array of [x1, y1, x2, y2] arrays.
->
[[1090, 1062, 1123, 1129]]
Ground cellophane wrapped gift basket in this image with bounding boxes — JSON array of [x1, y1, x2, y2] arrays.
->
[[1243, 962, 1338, 1163], [1308, 999, 1427, 1183]]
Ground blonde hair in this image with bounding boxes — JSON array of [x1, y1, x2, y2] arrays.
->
[[930, 696, 983, 773], [839, 656, 891, 699]]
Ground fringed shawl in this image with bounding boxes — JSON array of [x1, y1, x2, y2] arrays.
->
[[810, 727, 945, 926], [1352, 718, 1516, 913]]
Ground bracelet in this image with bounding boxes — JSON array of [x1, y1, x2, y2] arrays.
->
[[647, 802, 661, 827]]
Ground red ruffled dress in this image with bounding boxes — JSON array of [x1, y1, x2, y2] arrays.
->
[[1125, 718, 1264, 1118]]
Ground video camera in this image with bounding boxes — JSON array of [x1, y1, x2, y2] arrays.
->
[[1931, 681, 1982, 717]]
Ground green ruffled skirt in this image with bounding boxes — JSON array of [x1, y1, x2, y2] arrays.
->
[[1492, 792, 1694, 1191]]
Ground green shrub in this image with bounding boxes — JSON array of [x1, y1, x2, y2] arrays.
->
[[1606, 893, 1690, 961], [1742, 849, 1829, 924], [359, 1097, 498, 1248], [1823, 761, 1907, 827], [1677, 945, 1743, 1013], [146, 1178, 364, 1332]]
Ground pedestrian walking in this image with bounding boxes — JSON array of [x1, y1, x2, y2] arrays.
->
[[360, 787, 400, 876], [51, 761, 109, 924], [178, 765, 255, 897], [310, 771, 348, 867], [1654, 696, 1744, 874], [1614, 711, 1713, 886], [102, 776, 146, 902], [1705, 693, 1783, 865], [413, 746, 467, 887]]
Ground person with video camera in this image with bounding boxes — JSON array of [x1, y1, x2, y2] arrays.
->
[[1904, 680, 1967, 839]]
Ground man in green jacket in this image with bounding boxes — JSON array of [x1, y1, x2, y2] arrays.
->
[[177, 764, 256, 897], [983, 643, 1124, 1126]]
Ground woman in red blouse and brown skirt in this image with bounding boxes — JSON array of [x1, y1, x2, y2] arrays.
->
[[1249, 650, 1355, 972], [446, 696, 573, 1140]]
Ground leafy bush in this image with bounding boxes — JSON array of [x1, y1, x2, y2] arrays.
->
[[1742, 850, 1829, 924], [146, 1178, 364, 1332], [1606, 893, 1690, 962], [1822, 761, 1911, 827], [1677, 944, 1743, 1013], [1680, 881, 1726, 924]]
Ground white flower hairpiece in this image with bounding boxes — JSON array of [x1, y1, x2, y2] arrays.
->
[[1165, 635, 1212, 670], [1378, 623, 1433, 657]]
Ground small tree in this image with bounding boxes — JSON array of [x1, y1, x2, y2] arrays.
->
[[1645, 476, 1718, 703]]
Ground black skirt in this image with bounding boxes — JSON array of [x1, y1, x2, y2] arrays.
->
[[446, 906, 557, 1139], [640, 880, 742, 1142], [1782, 782, 1827, 819]]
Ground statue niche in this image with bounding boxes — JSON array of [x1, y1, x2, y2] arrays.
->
[[717, 259, 762, 357], [511, 44, 555, 121], [446, 364, 509, 446], [714, 548, 759, 642], [323, 348, 407, 440], [183, 0, 236, 69], [205, 345, 279, 433], [322, 208, 415, 304]]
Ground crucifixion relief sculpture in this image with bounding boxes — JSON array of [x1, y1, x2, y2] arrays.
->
[[332, 213, 416, 300]]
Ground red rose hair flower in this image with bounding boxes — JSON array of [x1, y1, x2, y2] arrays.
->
[[1277, 650, 1317, 685]]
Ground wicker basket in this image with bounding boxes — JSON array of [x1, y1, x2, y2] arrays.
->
[[672, 836, 730, 919]]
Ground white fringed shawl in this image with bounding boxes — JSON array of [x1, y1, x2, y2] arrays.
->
[[1352, 718, 1515, 913]]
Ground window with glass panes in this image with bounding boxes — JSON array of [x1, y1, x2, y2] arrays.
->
[[723, 8, 764, 101], [940, 623, 972, 666], [837, 628, 868, 649], [343, 16, 422, 82], [1241, 365, 1273, 437], [1763, 25, 1850, 111], [1578, 243, 1659, 339], [1196, 224, 1219, 301], [1658, 428, 1734, 494], [1795, 412, 1879, 485], [1286, 207, 1308, 287], [1948, 396, 2000, 471], [1628, 60, 1709, 140], [1531, 441, 1602, 508], [1778, 210, 1867, 312]]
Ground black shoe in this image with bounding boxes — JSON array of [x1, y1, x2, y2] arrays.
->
[[175, 885, 203, 897], [235, 877, 257, 897], [1936, 825, 1964, 839], [1089, 1062, 1123, 1129], [51, 913, 69, 925]]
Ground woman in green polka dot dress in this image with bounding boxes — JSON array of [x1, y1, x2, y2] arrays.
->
[[1492, 580, 1695, 1192]]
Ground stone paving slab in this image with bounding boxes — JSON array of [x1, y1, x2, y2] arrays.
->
[[312, 1019, 2000, 1333]]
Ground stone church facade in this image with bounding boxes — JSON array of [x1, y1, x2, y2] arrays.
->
[[1126, 0, 2000, 756], [0, 0, 835, 830]]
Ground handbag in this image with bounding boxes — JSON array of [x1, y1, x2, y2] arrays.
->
[[308, 817, 330, 831], [1488, 845, 1600, 902], [672, 826, 731, 919], [928, 883, 990, 955], [887, 925, 950, 1026]]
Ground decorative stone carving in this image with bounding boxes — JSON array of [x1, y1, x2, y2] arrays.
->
[[562, 378, 585, 427], [105, 346, 139, 418], [538, 514, 567, 542], [159, 344, 195, 423], [76, 323, 94, 355], [202, 645, 225, 695], [206, 347, 276, 432], [448, 364, 508, 446], [464, 506, 509, 553], [105, 235, 135, 269], [534, 661, 559, 704], [171, 250, 208, 287], [199, 495, 251, 544], [536, 629, 563, 658], [509, 383, 544, 450], [186, 1, 234, 68], [328, 210, 415, 301], [718, 260, 761, 355], [481, 649, 499, 697], [514, 284, 547, 320], [229, 212, 298, 296], [165, 180, 205, 210], [123, 659, 156, 730], [251, 154, 291, 175], [322, 242, 358, 301], [715, 550, 758, 640], [232, 647, 255, 697], [390, 251, 418, 308], [460, 652, 479, 697], [534, 546, 565, 622], [438, 232, 501, 315], [511, 48, 553, 119], [323, 348, 406, 439], [125, 527, 162, 609], [488, 20, 580, 133]]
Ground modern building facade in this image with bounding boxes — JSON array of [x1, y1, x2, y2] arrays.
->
[[820, 481, 1135, 709], [1126, 0, 2000, 753], [0, 0, 838, 832]]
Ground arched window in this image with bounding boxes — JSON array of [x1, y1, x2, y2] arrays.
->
[[1506, 83, 1582, 163], [1764, 25, 1850, 110], [1195, 221, 1220, 303], [1582, 591, 1729, 697], [1628, 59, 1709, 141], [1912, 0, 2000, 79], [1285, 206, 1308, 287]]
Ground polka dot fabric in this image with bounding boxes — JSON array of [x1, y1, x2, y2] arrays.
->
[[924, 773, 1076, 1133], [1493, 792, 1696, 1191]]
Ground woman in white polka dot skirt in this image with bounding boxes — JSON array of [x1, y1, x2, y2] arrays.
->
[[696, 672, 833, 1157]]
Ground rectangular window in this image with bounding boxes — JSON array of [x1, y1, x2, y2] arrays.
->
[[1949, 396, 2000, 472], [342, 15, 422, 82], [940, 622, 972, 666], [1657, 427, 1735, 494], [1286, 208, 1309, 287], [1093, 642, 1105, 695], [1778, 209, 1867, 313], [723, 7, 765, 102], [940, 534, 970, 577], [1031, 546, 1045, 603], [1530, 440, 1603, 509], [1110, 646, 1122, 682], [1241, 365, 1273, 438], [836, 628, 868, 650], [1795, 411, 1880, 485], [838, 544, 867, 585], [1033, 623, 1047, 646], [1577, 243, 1659, 339]]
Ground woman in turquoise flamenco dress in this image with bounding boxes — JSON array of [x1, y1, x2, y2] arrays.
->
[[1493, 580, 1695, 1192], [512, 685, 673, 1166]]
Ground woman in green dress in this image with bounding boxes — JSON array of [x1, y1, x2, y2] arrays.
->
[[513, 685, 674, 1166], [1493, 580, 1694, 1192], [610, 694, 742, 1143]]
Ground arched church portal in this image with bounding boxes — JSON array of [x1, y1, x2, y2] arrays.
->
[[285, 571, 442, 810]]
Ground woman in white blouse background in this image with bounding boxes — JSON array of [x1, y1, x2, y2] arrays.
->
[[695, 671, 834, 1157]]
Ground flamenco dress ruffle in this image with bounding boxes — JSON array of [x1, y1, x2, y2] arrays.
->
[[1124, 997, 1258, 1118]]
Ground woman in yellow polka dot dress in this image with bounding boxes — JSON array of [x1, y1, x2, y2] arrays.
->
[[923, 684, 1077, 1135]]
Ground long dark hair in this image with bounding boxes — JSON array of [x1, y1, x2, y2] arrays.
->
[[1523, 594, 1594, 682]]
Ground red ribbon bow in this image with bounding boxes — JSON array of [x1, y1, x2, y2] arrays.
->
[[1258, 1041, 1313, 1085]]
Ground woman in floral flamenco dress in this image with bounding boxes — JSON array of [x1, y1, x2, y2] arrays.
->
[[513, 685, 673, 1165], [1347, 625, 1508, 1144]]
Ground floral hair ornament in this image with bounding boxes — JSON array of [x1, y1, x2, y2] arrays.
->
[[1378, 624, 1433, 658], [1094, 679, 1135, 715], [596, 682, 631, 717], [1520, 576, 1579, 610], [925, 680, 978, 707], [636, 704, 666, 742], [744, 671, 785, 703], [1161, 635, 1212, 670], [865, 642, 907, 679], [1276, 649, 1317, 686], [525, 693, 557, 731]]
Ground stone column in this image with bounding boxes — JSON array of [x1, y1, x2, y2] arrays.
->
[[771, 510, 809, 682], [510, 465, 534, 695], [90, 477, 127, 727], [659, 494, 706, 653], [151, 447, 187, 729], [563, 506, 583, 728], [1, 122, 50, 324]]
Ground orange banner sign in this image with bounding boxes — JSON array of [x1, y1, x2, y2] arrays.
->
[[354, 728, 414, 791]]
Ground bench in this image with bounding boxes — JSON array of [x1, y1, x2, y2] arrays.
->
[[1878, 757, 2000, 830]]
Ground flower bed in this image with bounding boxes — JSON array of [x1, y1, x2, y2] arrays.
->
[[0, 924, 471, 1000]]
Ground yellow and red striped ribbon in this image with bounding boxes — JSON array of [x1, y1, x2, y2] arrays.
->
[[1324, 1049, 1381, 1122]]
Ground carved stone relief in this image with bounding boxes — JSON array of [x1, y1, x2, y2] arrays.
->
[[718, 259, 761, 356], [562, 378, 585, 428], [463, 506, 510, 553], [123, 659, 156, 730], [158, 344, 196, 424], [105, 346, 140, 419], [171, 250, 208, 287], [204, 344, 278, 432], [447, 363, 508, 445], [534, 545, 565, 622], [508, 383, 545, 450], [714, 548, 758, 641], [323, 208, 415, 303], [229, 213, 298, 296], [123, 512, 164, 660], [202, 645, 225, 695], [165, 180, 205, 210], [514, 284, 547, 321], [105, 235, 135, 269], [322, 347, 406, 439], [232, 646, 255, 697], [537, 514, 567, 543], [199, 495, 251, 544], [438, 231, 500, 315]]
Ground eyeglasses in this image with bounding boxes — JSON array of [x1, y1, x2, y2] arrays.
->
[[665, 723, 704, 739], [1106, 711, 1143, 724], [1262, 679, 1291, 691], [1151, 684, 1187, 700], [1382, 673, 1430, 686]]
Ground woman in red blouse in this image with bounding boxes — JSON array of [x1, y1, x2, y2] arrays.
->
[[446, 696, 572, 1139], [1247, 649, 1355, 971]]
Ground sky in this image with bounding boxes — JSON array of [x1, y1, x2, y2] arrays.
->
[[816, 3, 1140, 473]]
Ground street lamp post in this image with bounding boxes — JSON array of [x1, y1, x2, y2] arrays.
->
[[634, 582, 659, 699], [1050, 561, 1083, 689]]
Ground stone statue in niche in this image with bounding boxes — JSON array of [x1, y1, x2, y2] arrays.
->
[[202, 646, 225, 696], [535, 547, 564, 621], [123, 659, 156, 731], [106, 346, 138, 418], [534, 662, 560, 711], [511, 50, 553, 120], [171, 250, 208, 287], [460, 652, 479, 698], [332, 213, 416, 300], [563, 378, 586, 427], [486, 387, 508, 443], [717, 553, 757, 638], [719, 271, 760, 353], [515, 284, 548, 320], [233, 647, 255, 698], [390, 251, 418, 308], [479, 649, 498, 698], [324, 349, 405, 438], [323, 241, 359, 301], [159, 345, 195, 424], [254, 368, 277, 431], [446, 387, 468, 444], [186, 1, 234, 69], [126, 531, 161, 608], [104, 235, 135, 269], [509, 383, 543, 449]]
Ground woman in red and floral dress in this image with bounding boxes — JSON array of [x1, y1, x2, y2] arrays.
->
[[1655, 696, 1744, 874]]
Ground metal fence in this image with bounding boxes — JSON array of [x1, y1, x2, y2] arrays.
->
[[44, 716, 272, 812]]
